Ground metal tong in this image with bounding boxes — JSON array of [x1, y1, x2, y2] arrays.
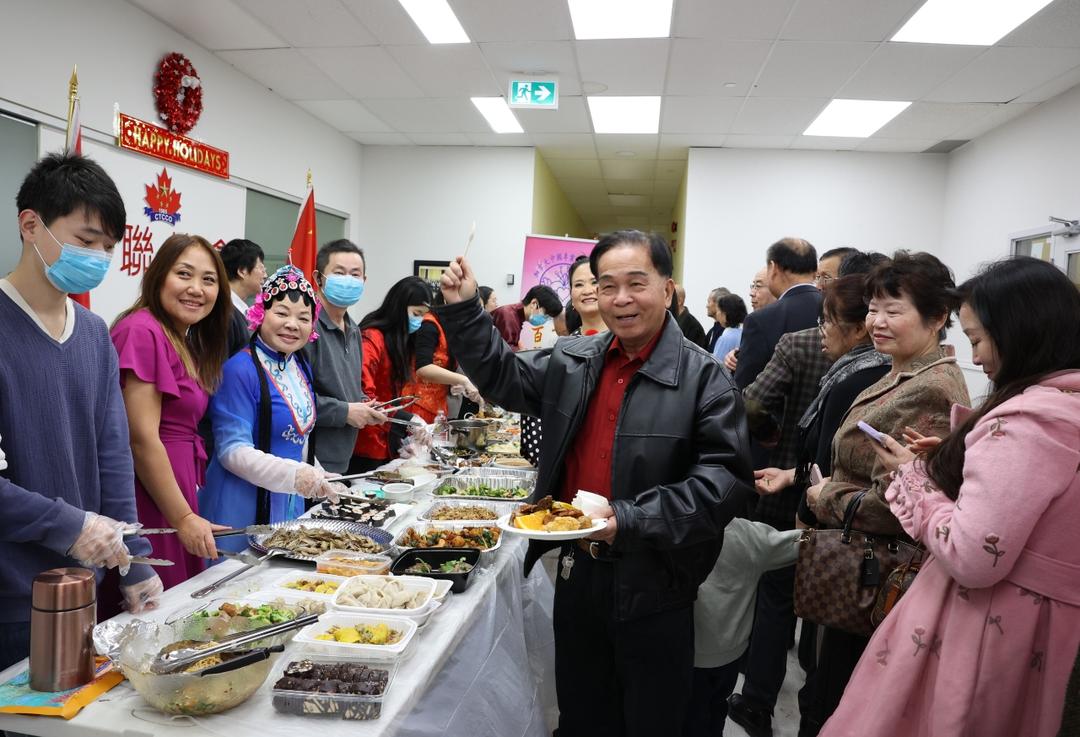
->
[[371, 395, 417, 412], [150, 613, 319, 674], [124, 524, 274, 539], [189, 548, 288, 599]]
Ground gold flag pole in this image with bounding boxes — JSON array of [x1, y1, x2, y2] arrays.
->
[[306, 168, 313, 189], [65, 65, 79, 151]]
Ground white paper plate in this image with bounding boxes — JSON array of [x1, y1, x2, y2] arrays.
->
[[496, 513, 607, 541]]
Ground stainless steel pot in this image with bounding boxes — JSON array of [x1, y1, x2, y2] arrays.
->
[[448, 419, 490, 450]]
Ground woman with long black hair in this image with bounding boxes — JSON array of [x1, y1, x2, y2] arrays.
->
[[822, 256, 1080, 737]]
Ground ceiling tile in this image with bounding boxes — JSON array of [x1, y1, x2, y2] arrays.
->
[[338, 0, 426, 45], [558, 178, 609, 197], [575, 40, 670, 95], [731, 98, 827, 135], [926, 47, 1080, 103], [779, 0, 924, 42], [672, 0, 796, 40], [517, 96, 592, 133], [233, 0, 377, 47], [661, 96, 742, 134], [594, 134, 660, 159], [854, 137, 939, 152], [453, 0, 574, 42], [609, 194, 649, 207], [999, 0, 1080, 48], [129, 0, 285, 50], [666, 39, 773, 96], [874, 102, 998, 139], [947, 102, 1039, 140], [652, 179, 681, 199], [606, 181, 653, 196], [532, 133, 599, 158], [547, 159, 604, 178], [616, 214, 646, 226], [721, 134, 797, 148], [216, 48, 349, 100], [1015, 65, 1080, 103], [789, 135, 862, 150], [296, 99, 391, 132], [466, 133, 534, 146], [347, 132, 411, 145], [363, 98, 489, 133], [654, 159, 687, 180], [658, 134, 726, 158], [600, 159, 657, 179], [386, 45, 501, 97], [752, 41, 877, 98], [301, 46, 425, 98], [406, 133, 474, 145], [838, 43, 984, 101], [479, 41, 582, 96]]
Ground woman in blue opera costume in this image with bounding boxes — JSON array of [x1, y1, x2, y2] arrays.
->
[[199, 266, 347, 553]]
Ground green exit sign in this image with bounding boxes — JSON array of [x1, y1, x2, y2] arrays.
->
[[508, 80, 559, 109]]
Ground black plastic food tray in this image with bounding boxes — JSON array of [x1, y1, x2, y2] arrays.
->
[[390, 548, 481, 593]]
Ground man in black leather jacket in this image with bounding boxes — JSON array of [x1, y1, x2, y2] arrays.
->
[[436, 230, 754, 737]]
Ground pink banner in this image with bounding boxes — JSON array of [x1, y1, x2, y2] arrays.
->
[[520, 234, 597, 303]]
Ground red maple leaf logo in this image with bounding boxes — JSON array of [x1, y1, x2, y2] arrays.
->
[[144, 168, 182, 214]]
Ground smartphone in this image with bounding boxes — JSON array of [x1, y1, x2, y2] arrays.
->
[[809, 464, 824, 485], [857, 420, 888, 446]]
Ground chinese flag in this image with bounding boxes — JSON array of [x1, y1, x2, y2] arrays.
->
[[288, 187, 318, 284]]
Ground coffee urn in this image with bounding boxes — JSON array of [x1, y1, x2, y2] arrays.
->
[[29, 567, 96, 692]]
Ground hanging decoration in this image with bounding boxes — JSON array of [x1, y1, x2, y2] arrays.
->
[[153, 52, 202, 134]]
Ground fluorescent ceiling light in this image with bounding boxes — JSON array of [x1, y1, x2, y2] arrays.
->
[[587, 96, 661, 134], [892, 0, 1053, 46], [471, 97, 524, 134], [568, 0, 673, 40], [803, 99, 911, 137], [398, 0, 470, 44]]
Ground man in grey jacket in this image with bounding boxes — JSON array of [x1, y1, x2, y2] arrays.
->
[[303, 240, 386, 474], [437, 230, 753, 737]]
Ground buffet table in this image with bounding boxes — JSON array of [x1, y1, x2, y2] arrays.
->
[[0, 487, 558, 737]]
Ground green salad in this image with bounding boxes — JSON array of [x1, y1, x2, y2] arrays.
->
[[434, 482, 529, 499]]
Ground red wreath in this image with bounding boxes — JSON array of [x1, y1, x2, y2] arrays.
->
[[154, 52, 203, 135]]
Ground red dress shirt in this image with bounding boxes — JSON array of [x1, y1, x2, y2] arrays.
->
[[491, 303, 526, 349], [561, 329, 663, 501]]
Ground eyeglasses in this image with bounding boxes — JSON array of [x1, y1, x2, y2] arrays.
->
[[815, 273, 834, 285], [750, 281, 765, 291]]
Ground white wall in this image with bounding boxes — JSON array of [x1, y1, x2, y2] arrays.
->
[[937, 82, 1080, 402], [682, 148, 949, 333], [355, 146, 536, 313], [0, 0, 363, 232]]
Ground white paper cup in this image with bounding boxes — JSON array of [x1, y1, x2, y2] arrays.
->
[[573, 490, 611, 518]]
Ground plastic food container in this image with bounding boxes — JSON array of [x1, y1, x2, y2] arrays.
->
[[391, 548, 481, 593], [271, 572, 348, 600], [294, 613, 418, 661], [316, 549, 392, 577], [271, 652, 398, 720], [166, 596, 316, 647], [331, 575, 438, 624], [380, 482, 414, 503]]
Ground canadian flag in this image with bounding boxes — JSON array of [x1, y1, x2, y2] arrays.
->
[[288, 183, 318, 285]]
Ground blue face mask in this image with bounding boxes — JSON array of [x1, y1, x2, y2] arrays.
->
[[408, 314, 424, 334], [529, 313, 548, 327], [33, 219, 112, 294], [322, 274, 365, 307]]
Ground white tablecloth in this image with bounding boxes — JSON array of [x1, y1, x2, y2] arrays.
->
[[0, 496, 557, 737]]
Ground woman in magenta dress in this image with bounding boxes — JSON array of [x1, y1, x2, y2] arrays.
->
[[820, 257, 1080, 737], [111, 234, 232, 588]]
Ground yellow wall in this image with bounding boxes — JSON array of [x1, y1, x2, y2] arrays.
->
[[531, 150, 590, 238], [670, 165, 688, 282]]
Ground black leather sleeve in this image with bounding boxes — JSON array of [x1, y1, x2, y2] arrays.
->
[[612, 361, 755, 552], [434, 297, 549, 418]]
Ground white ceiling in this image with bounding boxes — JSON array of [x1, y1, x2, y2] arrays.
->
[[130, 0, 1080, 235]]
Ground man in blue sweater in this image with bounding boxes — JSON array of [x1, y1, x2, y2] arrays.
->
[[0, 153, 162, 670]]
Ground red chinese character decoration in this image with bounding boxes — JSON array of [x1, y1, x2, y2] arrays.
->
[[121, 225, 155, 277]]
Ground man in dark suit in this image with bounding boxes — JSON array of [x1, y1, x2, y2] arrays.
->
[[733, 238, 822, 390], [674, 283, 709, 349], [705, 286, 731, 353], [728, 237, 822, 737], [219, 238, 266, 356]]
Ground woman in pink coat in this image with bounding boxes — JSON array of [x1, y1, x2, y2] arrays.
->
[[821, 257, 1080, 737]]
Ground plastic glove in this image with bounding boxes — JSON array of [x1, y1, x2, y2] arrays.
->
[[121, 574, 164, 613], [461, 381, 482, 404], [68, 512, 131, 574], [293, 465, 343, 503]]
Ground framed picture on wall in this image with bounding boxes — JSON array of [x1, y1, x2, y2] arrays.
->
[[413, 260, 452, 289]]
